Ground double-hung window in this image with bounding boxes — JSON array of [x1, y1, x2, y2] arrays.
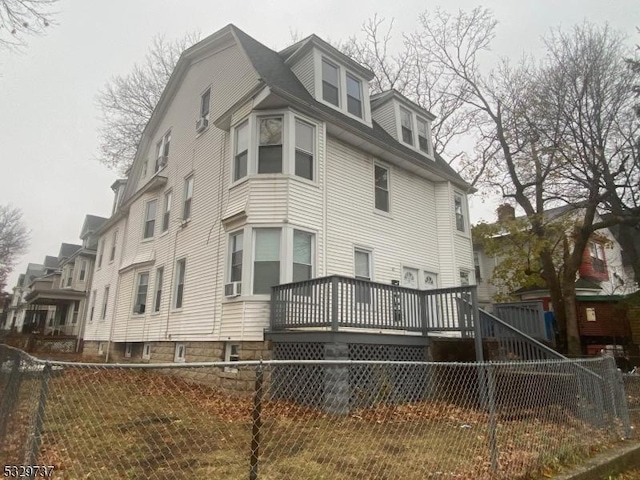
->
[[253, 229, 281, 295], [79, 260, 87, 281], [400, 107, 414, 145], [162, 191, 171, 232], [110, 230, 117, 262], [346, 74, 362, 118], [183, 177, 194, 220], [72, 301, 80, 325], [230, 232, 243, 283], [89, 290, 96, 322], [144, 200, 157, 239], [258, 117, 283, 174], [134, 272, 149, 314], [155, 131, 171, 172], [154, 267, 164, 312], [97, 240, 104, 268], [322, 59, 340, 106], [102, 286, 109, 320], [200, 88, 210, 120], [374, 165, 390, 212], [354, 248, 372, 303], [174, 259, 186, 309], [234, 121, 248, 181], [417, 118, 430, 154], [293, 230, 313, 282], [454, 193, 465, 232], [294, 120, 314, 180], [66, 267, 74, 287]]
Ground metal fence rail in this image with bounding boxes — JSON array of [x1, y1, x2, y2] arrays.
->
[[0, 345, 632, 480]]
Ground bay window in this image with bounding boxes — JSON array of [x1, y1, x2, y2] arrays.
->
[[234, 121, 248, 181], [293, 230, 313, 282], [253, 229, 281, 295], [295, 120, 314, 180], [258, 117, 283, 173], [229, 231, 243, 283]]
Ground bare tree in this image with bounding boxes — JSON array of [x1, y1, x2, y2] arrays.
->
[[0, 205, 29, 292], [341, 12, 486, 182], [409, 11, 639, 354], [96, 32, 200, 173], [0, 0, 57, 50]]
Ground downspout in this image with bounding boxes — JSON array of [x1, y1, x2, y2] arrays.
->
[[106, 216, 129, 363]]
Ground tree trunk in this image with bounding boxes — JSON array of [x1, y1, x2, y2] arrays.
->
[[548, 280, 567, 353], [562, 278, 581, 356]]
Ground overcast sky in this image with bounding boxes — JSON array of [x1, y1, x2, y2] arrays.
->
[[0, 0, 638, 291]]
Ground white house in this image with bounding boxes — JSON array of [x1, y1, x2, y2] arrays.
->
[[83, 25, 475, 367]]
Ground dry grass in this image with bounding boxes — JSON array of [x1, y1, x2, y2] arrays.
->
[[0, 367, 622, 480]]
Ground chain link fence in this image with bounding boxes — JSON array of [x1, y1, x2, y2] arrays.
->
[[0, 344, 632, 479]]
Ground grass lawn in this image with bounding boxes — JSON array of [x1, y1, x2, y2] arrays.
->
[[0, 367, 621, 479]]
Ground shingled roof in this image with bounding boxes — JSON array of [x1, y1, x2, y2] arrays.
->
[[230, 25, 470, 189]]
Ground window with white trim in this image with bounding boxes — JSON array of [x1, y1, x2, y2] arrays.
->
[[400, 107, 414, 145], [79, 259, 87, 281], [293, 230, 313, 282], [144, 200, 157, 239], [97, 240, 104, 268], [66, 266, 74, 287], [154, 267, 164, 313], [253, 229, 281, 295], [162, 191, 171, 232], [174, 259, 186, 309], [110, 230, 118, 262], [124, 343, 132, 358], [354, 248, 372, 303], [234, 121, 248, 181], [199, 88, 210, 121], [155, 130, 171, 172], [101, 286, 109, 320], [346, 73, 362, 118], [142, 343, 151, 360], [72, 300, 79, 325], [258, 117, 283, 174], [89, 290, 96, 322], [224, 342, 240, 372], [459, 270, 470, 286], [294, 120, 314, 180], [474, 252, 482, 281], [174, 343, 186, 362], [374, 165, 390, 212], [322, 59, 340, 106], [229, 231, 243, 283], [454, 193, 466, 232], [417, 118, 430, 154], [183, 176, 193, 220], [133, 272, 149, 314]]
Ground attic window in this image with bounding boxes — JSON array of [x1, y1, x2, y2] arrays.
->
[[400, 108, 413, 145], [417, 118, 430, 154], [346, 74, 362, 118], [322, 59, 340, 107]]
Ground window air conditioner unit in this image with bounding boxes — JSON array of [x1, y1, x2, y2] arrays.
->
[[224, 281, 242, 298], [196, 117, 209, 133]]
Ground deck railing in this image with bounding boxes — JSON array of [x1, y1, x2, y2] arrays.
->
[[270, 275, 477, 335]]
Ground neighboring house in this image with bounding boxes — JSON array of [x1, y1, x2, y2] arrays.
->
[[24, 216, 106, 337], [84, 25, 475, 366], [0, 292, 11, 330], [474, 204, 638, 352], [4, 264, 46, 333]]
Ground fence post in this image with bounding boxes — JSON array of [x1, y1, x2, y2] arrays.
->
[[0, 350, 22, 441], [486, 363, 498, 473], [331, 276, 339, 332], [26, 363, 51, 476], [249, 362, 264, 480], [471, 287, 484, 362], [614, 368, 632, 439]]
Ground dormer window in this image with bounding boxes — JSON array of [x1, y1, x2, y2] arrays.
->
[[417, 118, 430, 154], [346, 74, 362, 118], [400, 108, 414, 145], [322, 59, 340, 107]]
